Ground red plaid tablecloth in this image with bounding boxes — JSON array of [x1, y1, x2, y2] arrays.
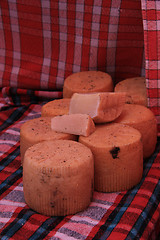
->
[[0, 1, 160, 239]]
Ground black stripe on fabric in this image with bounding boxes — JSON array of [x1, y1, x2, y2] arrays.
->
[[0, 105, 30, 131], [9, 88, 21, 106], [92, 139, 160, 240], [28, 216, 64, 240], [0, 144, 20, 167], [0, 166, 22, 196], [0, 209, 34, 238]]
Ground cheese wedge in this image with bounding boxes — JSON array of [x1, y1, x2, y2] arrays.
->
[[114, 104, 157, 158], [20, 117, 76, 165], [51, 114, 95, 136], [114, 77, 147, 106], [79, 123, 143, 192], [41, 98, 70, 117], [69, 92, 126, 123], [23, 140, 94, 216], [63, 71, 113, 98]]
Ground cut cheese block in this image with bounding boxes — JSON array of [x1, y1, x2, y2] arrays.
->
[[69, 92, 126, 123], [51, 114, 95, 137], [79, 123, 143, 192], [23, 139, 94, 216], [20, 117, 76, 165], [114, 77, 147, 106], [63, 71, 113, 98], [114, 104, 157, 158], [41, 98, 70, 117]]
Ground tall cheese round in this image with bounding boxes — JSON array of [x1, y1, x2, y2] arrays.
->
[[114, 104, 157, 158], [114, 77, 147, 106], [23, 140, 94, 216], [79, 123, 143, 192], [63, 71, 113, 98], [41, 98, 70, 117], [20, 117, 76, 165]]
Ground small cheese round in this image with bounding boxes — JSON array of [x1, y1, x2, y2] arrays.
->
[[20, 117, 76, 165], [23, 140, 94, 216], [114, 77, 147, 106], [41, 98, 70, 117], [63, 71, 113, 98], [114, 104, 157, 158], [79, 123, 143, 192]]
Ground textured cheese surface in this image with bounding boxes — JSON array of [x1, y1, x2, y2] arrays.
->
[[114, 77, 147, 106], [63, 71, 113, 98], [20, 117, 76, 164], [51, 114, 95, 136], [114, 104, 157, 158], [23, 140, 94, 216], [41, 98, 70, 117], [79, 123, 143, 192]]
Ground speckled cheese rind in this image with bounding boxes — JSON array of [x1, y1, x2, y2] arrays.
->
[[79, 123, 143, 192], [114, 77, 147, 106], [20, 117, 77, 165], [114, 104, 157, 158], [63, 71, 114, 98], [41, 98, 70, 117], [23, 140, 94, 216]]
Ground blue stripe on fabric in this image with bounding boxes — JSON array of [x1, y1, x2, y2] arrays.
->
[[1, 210, 34, 240], [0, 167, 22, 191], [127, 179, 160, 239], [0, 148, 20, 172], [28, 217, 59, 240]]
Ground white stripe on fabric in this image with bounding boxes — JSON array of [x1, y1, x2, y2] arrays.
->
[[106, 1, 121, 82], [8, 0, 21, 88], [40, 0, 52, 89], [0, 8, 6, 83]]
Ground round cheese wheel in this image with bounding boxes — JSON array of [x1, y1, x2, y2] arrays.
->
[[41, 98, 70, 117], [63, 71, 113, 98], [20, 117, 76, 165], [23, 140, 94, 216], [79, 123, 143, 192], [114, 104, 157, 158], [114, 77, 147, 106]]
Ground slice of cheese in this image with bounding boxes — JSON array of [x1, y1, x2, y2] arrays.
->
[[63, 71, 113, 98], [20, 117, 76, 165], [51, 114, 95, 137], [23, 139, 94, 216], [69, 92, 126, 123], [114, 104, 157, 158], [114, 77, 147, 106], [41, 98, 70, 117], [79, 123, 143, 192]]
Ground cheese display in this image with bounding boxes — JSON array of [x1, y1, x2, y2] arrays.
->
[[79, 123, 143, 192], [114, 104, 157, 158], [51, 114, 95, 136], [114, 77, 147, 106], [23, 140, 94, 216], [20, 117, 76, 165], [63, 71, 114, 98], [41, 98, 70, 117], [69, 92, 126, 123]]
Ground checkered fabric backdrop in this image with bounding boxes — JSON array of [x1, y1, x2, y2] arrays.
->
[[0, 0, 160, 239]]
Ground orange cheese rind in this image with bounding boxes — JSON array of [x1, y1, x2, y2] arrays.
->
[[23, 140, 94, 216]]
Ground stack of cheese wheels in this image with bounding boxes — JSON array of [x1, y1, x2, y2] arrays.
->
[[63, 71, 113, 98], [114, 77, 147, 106], [114, 104, 157, 158], [23, 140, 94, 216], [79, 123, 143, 192], [41, 98, 70, 117], [20, 117, 76, 165]]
